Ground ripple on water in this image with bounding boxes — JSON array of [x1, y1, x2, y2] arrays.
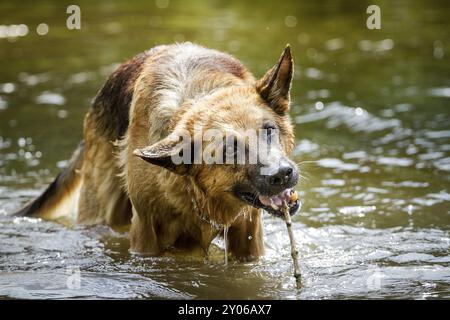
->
[[263, 224, 450, 299], [295, 102, 401, 133], [317, 158, 360, 171], [428, 87, 450, 98], [376, 157, 414, 167], [433, 157, 450, 171], [0, 0, 449, 300], [425, 130, 450, 139], [321, 179, 346, 187], [338, 206, 377, 216], [0, 272, 189, 299], [0, 96, 7, 110], [0, 196, 449, 299], [35, 91, 66, 106], [342, 151, 368, 160]]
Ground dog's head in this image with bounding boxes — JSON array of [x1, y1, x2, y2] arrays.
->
[[134, 46, 299, 222]]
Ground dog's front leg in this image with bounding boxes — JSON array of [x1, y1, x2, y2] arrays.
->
[[227, 208, 264, 262], [129, 207, 161, 255]]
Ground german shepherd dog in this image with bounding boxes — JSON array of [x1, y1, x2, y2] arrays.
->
[[15, 42, 300, 261]]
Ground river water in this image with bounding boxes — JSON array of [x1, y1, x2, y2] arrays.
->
[[0, 0, 449, 299]]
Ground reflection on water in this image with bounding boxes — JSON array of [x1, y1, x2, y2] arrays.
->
[[0, 0, 449, 299]]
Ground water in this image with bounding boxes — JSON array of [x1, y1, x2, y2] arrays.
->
[[0, 0, 449, 299]]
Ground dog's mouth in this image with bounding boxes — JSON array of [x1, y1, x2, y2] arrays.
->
[[236, 188, 301, 217]]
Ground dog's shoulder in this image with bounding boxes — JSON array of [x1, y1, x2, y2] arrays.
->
[[152, 42, 253, 82], [88, 42, 254, 141], [89, 50, 149, 139], [130, 43, 254, 139]]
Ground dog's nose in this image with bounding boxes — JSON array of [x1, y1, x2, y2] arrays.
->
[[266, 165, 294, 187]]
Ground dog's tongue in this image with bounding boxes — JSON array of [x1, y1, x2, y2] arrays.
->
[[259, 189, 296, 210]]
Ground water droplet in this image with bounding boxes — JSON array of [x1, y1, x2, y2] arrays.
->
[[58, 109, 68, 118], [355, 107, 364, 116], [1, 83, 16, 94], [284, 16, 297, 28], [17, 137, 26, 147], [36, 23, 49, 36], [315, 101, 324, 110], [18, 24, 28, 37]]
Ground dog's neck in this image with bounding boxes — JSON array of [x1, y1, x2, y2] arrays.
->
[[181, 175, 248, 229]]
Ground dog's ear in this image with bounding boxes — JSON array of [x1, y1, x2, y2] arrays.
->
[[133, 134, 191, 175], [256, 45, 293, 115]]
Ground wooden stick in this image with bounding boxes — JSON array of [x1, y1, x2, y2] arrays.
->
[[282, 201, 301, 289]]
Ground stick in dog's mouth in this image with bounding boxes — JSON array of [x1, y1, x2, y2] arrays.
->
[[282, 200, 302, 289], [259, 189, 299, 213], [237, 188, 301, 218]]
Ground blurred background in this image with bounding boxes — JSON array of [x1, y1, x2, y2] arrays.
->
[[0, 0, 449, 299]]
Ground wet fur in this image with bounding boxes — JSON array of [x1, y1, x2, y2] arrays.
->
[[15, 42, 295, 261]]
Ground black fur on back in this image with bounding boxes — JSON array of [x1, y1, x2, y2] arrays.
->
[[91, 51, 149, 139]]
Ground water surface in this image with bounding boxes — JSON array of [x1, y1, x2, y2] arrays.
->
[[0, 0, 449, 299]]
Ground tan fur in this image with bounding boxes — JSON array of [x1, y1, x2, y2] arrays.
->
[[77, 112, 132, 226], [20, 42, 296, 262]]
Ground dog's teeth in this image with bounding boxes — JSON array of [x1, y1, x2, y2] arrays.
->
[[290, 190, 299, 203], [269, 198, 279, 211]]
